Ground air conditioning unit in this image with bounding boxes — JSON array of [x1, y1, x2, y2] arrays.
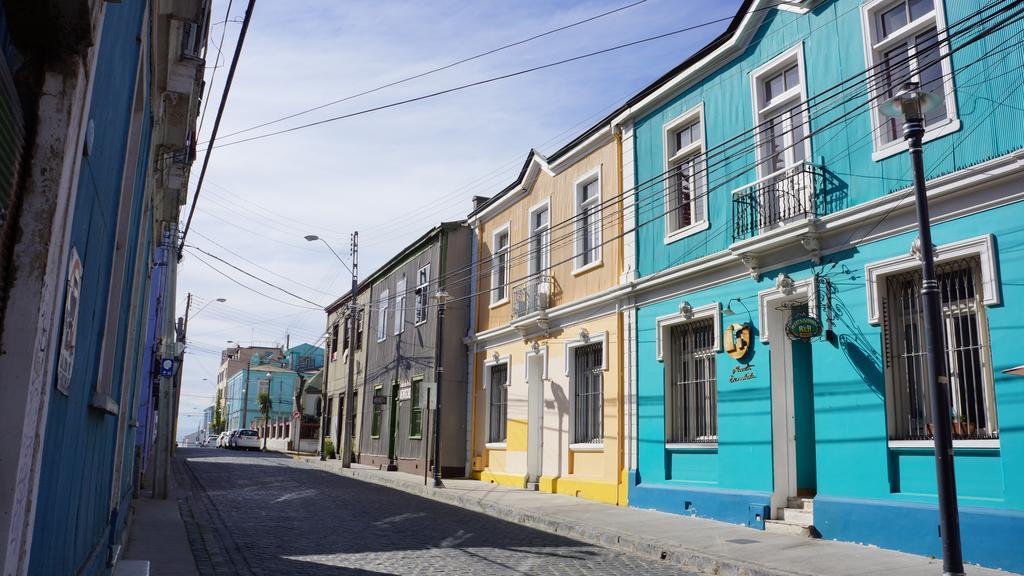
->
[[181, 20, 202, 61]]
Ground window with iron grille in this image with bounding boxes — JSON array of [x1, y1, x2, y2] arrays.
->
[[488, 364, 508, 443], [573, 343, 604, 444], [883, 257, 997, 441], [667, 319, 717, 444]]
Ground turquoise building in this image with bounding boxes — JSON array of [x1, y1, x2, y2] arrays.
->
[[225, 345, 324, 430], [617, 0, 1024, 572]]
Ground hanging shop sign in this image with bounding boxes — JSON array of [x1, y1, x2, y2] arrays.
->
[[786, 314, 823, 342], [724, 322, 753, 360], [56, 249, 83, 395]]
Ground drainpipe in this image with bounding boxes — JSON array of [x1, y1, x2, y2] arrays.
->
[[465, 225, 480, 478]]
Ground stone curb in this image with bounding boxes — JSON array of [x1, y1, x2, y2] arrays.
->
[[298, 458, 807, 576]]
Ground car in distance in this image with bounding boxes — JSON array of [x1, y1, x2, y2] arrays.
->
[[234, 429, 260, 451]]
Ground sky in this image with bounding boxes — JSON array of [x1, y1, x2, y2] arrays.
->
[[174, 0, 743, 438]]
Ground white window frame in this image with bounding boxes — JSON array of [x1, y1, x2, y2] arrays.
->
[[751, 43, 811, 178], [394, 274, 406, 335], [415, 264, 430, 325], [864, 235, 1000, 449], [662, 103, 709, 243], [564, 330, 608, 451], [483, 354, 512, 449], [527, 199, 551, 277], [490, 224, 511, 307], [376, 288, 389, 342], [861, 0, 959, 161], [573, 166, 603, 273]]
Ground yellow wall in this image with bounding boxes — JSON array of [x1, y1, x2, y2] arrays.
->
[[476, 136, 622, 332], [471, 313, 626, 505]]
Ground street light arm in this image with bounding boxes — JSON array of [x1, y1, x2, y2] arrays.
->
[[305, 235, 354, 275]]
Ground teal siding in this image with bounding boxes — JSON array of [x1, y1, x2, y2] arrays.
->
[[634, 0, 1024, 277], [629, 1, 1024, 571]]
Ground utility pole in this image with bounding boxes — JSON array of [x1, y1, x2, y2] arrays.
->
[[171, 293, 193, 456], [431, 290, 448, 487], [341, 231, 359, 467], [386, 327, 401, 472], [154, 227, 179, 499], [882, 82, 964, 575]]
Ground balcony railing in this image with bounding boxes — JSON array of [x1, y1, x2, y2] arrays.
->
[[731, 161, 825, 242], [512, 275, 551, 319]]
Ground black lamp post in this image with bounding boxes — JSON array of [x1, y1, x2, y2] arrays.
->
[[430, 288, 449, 487], [880, 81, 964, 576]]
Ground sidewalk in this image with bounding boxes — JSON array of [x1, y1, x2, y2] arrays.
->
[[299, 457, 1019, 576], [119, 466, 199, 576]]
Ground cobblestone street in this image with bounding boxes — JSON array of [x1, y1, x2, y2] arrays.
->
[[176, 448, 696, 576]]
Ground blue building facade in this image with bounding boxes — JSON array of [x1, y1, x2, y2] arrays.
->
[[621, 0, 1024, 572], [0, 1, 209, 573], [225, 345, 324, 430]]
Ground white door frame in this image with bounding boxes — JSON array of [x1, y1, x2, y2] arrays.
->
[[758, 276, 817, 514], [525, 347, 547, 483]]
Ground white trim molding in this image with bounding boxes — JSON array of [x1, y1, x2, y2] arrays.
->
[[524, 343, 549, 381], [655, 301, 722, 361], [662, 102, 709, 244], [563, 330, 609, 376], [568, 442, 605, 453], [888, 439, 999, 450], [483, 354, 512, 389], [864, 234, 1000, 325], [573, 165, 604, 272], [490, 222, 511, 307], [758, 274, 818, 343]]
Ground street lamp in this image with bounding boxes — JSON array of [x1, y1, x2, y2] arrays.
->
[[305, 234, 353, 275], [880, 81, 964, 576], [430, 288, 449, 488], [190, 297, 227, 319]]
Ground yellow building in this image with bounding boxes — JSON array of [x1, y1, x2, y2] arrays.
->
[[466, 130, 628, 506]]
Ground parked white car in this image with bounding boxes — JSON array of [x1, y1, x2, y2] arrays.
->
[[233, 429, 261, 451]]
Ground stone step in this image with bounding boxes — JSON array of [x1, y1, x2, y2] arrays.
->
[[781, 507, 814, 526], [525, 481, 539, 491], [787, 497, 814, 512], [764, 519, 814, 537]]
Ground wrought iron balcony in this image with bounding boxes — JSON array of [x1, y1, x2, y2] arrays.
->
[[512, 275, 552, 319], [731, 161, 825, 241]]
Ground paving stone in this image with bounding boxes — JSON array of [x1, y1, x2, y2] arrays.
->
[[175, 448, 696, 576]]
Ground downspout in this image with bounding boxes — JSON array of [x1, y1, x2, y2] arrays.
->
[[433, 227, 448, 477]]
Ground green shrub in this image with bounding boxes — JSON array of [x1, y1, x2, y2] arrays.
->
[[324, 437, 336, 459]]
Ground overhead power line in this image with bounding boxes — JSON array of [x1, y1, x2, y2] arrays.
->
[[178, 0, 257, 260], [213, 0, 650, 143]]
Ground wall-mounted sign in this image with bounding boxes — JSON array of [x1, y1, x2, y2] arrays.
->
[[159, 357, 176, 377], [724, 322, 752, 360], [398, 385, 411, 401], [786, 314, 823, 342], [56, 249, 83, 395], [729, 363, 756, 383], [372, 394, 389, 406]]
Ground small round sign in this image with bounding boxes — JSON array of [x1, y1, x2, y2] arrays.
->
[[786, 314, 823, 341]]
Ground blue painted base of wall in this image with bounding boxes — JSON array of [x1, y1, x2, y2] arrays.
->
[[815, 496, 1024, 574], [629, 480, 771, 529]]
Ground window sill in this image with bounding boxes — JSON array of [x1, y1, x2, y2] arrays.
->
[[569, 442, 604, 453], [572, 260, 603, 276], [888, 439, 998, 450], [665, 442, 718, 451], [485, 442, 507, 450], [89, 391, 119, 416], [871, 118, 961, 162], [489, 298, 509, 310], [664, 219, 710, 245]]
